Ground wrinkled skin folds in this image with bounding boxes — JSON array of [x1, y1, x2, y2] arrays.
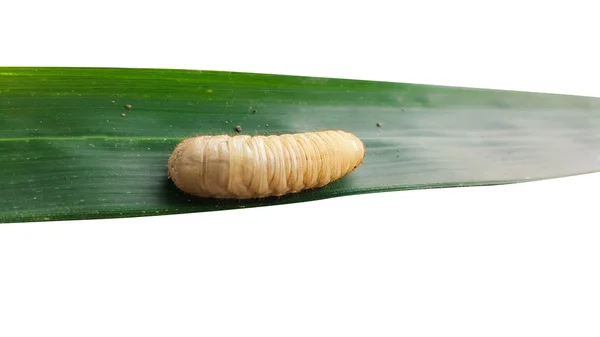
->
[[168, 130, 366, 199]]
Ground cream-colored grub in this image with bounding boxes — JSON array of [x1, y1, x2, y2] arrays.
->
[[167, 130, 366, 199]]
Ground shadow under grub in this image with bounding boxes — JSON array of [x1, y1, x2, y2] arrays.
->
[[158, 173, 359, 214]]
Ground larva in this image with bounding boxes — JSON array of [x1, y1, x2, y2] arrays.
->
[[167, 130, 366, 199]]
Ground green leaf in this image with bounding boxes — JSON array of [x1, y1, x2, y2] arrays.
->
[[1, 67, 599, 224]]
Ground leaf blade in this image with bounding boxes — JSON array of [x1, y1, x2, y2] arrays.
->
[[1, 67, 600, 223]]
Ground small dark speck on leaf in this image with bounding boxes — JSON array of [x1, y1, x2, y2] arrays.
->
[[235, 125, 242, 132], [376, 122, 382, 127], [125, 104, 132, 110], [250, 108, 257, 114]]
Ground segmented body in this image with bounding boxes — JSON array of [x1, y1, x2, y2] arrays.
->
[[167, 130, 366, 199]]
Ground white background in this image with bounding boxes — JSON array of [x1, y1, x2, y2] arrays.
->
[[1, 1, 600, 336]]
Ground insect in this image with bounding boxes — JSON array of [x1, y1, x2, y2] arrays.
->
[[167, 130, 366, 199]]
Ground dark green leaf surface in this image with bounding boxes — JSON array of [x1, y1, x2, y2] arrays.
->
[[1, 67, 599, 223]]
